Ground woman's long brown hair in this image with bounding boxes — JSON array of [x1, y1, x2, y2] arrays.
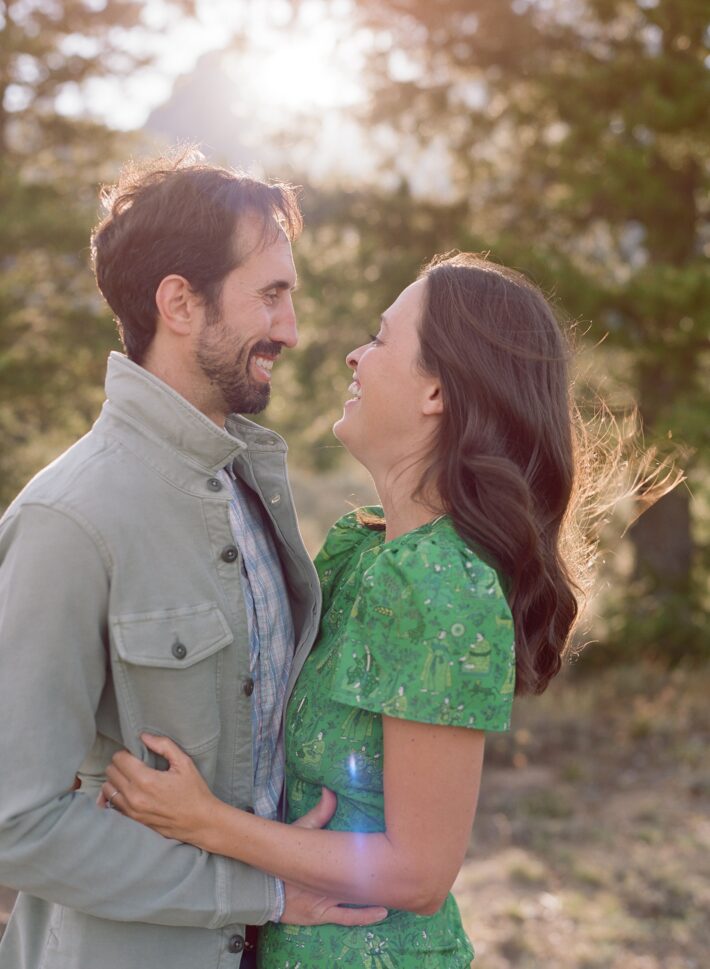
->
[[415, 252, 580, 696]]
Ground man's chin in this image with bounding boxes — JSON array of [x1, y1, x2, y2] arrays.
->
[[228, 387, 271, 416]]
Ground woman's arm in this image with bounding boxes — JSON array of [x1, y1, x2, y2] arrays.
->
[[103, 719, 485, 915]]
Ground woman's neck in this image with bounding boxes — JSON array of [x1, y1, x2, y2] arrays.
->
[[372, 468, 444, 543]]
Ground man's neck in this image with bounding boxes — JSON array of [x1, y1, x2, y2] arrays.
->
[[142, 356, 227, 428]]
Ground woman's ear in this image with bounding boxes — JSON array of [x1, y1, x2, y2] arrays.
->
[[155, 275, 198, 336], [422, 381, 444, 416]]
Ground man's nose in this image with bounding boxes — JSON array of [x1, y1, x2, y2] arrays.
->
[[273, 294, 298, 348]]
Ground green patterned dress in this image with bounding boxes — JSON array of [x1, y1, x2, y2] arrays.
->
[[258, 509, 515, 969]]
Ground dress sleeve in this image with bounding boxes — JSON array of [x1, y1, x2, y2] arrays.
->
[[314, 507, 384, 614], [329, 535, 516, 731]]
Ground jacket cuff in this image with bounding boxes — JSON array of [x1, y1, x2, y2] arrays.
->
[[269, 877, 285, 923], [211, 854, 277, 928]]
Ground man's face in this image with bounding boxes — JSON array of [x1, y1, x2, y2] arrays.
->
[[196, 216, 298, 416]]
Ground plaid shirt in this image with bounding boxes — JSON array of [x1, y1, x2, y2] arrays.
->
[[219, 466, 294, 921]]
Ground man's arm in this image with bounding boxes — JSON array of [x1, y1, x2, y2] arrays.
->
[[0, 502, 276, 928]]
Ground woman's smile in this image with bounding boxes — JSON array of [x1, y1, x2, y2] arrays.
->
[[346, 376, 362, 402]]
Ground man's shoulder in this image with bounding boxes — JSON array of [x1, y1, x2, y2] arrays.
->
[[5, 428, 117, 515], [0, 423, 152, 544]]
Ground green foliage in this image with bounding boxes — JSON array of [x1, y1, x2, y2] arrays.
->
[[0, 0, 196, 506]]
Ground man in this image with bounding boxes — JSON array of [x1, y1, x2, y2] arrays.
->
[[0, 152, 385, 969]]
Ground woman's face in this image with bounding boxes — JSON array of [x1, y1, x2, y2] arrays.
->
[[333, 278, 442, 473]]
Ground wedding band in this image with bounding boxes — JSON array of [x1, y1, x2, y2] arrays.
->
[[108, 790, 121, 809]]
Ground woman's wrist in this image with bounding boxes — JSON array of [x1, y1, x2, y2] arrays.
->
[[194, 797, 247, 857], [187, 793, 225, 853]]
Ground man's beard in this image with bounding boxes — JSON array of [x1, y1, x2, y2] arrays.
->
[[196, 322, 280, 416]]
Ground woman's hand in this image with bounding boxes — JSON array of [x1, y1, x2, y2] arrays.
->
[[98, 733, 219, 847]]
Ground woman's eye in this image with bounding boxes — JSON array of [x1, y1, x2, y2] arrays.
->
[[368, 332, 382, 345]]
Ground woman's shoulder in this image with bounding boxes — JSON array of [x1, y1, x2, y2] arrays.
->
[[332, 517, 516, 730], [367, 517, 507, 603], [319, 506, 384, 560], [315, 506, 384, 587]]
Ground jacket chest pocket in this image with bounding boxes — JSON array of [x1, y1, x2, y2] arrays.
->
[[110, 603, 233, 753]]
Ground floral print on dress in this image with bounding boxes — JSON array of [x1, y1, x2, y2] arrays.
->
[[258, 510, 515, 968]]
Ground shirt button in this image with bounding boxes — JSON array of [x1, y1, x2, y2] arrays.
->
[[171, 640, 187, 660], [227, 934, 245, 953], [207, 477, 223, 492], [221, 545, 238, 563], [242, 677, 255, 697]]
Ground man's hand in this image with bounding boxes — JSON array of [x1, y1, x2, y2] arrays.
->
[[280, 788, 387, 925], [281, 881, 388, 927]]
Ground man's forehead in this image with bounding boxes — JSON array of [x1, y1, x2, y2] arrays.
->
[[234, 212, 291, 255], [230, 222, 296, 292]]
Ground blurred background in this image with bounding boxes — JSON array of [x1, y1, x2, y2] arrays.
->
[[0, 1, 708, 965]]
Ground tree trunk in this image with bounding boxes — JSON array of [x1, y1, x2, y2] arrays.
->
[[629, 358, 694, 594], [629, 488, 693, 590]]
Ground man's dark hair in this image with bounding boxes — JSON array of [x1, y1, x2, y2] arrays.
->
[[91, 148, 302, 363]]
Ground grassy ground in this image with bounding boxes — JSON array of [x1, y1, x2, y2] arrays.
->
[[455, 664, 710, 969], [2, 664, 708, 966]]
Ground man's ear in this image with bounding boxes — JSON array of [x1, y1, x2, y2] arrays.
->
[[422, 381, 444, 416], [155, 275, 199, 336]]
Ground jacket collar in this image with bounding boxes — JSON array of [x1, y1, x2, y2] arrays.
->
[[98, 352, 286, 479]]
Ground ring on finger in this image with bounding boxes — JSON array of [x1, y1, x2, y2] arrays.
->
[[107, 789, 122, 810]]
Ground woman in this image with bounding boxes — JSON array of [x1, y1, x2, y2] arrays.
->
[[101, 252, 581, 967]]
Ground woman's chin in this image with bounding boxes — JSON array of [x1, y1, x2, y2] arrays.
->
[[332, 415, 348, 445], [333, 415, 359, 458]]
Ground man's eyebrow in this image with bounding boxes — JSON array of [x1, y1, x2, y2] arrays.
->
[[259, 279, 298, 293]]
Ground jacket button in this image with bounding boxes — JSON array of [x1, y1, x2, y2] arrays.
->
[[269, 493, 281, 505], [242, 677, 255, 697], [221, 545, 238, 563], [172, 640, 187, 660], [227, 933, 245, 953], [207, 477, 223, 492]]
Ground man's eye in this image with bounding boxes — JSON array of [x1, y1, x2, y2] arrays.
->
[[264, 291, 279, 302]]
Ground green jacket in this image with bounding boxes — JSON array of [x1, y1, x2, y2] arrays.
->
[[0, 352, 321, 969]]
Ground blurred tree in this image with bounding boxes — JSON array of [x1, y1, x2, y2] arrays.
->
[[334, 0, 709, 657], [0, 0, 195, 507]]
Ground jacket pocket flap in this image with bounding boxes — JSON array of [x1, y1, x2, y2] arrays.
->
[[111, 603, 233, 669]]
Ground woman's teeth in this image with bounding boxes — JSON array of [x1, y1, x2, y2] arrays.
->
[[348, 381, 361, 399]]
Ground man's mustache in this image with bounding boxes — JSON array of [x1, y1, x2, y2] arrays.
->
[[249, 340, 283, 357]]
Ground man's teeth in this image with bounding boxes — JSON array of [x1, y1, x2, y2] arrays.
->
[[254, 356, 274, 373]]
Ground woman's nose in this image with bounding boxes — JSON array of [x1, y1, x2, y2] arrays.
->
[[346, 345, 363, 369]]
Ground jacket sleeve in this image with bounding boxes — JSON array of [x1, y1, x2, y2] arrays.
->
[[0, 502, 278, 928]]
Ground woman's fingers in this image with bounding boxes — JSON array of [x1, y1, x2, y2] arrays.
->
[[96, 737, 207, 842], [100, 779, 126, 812], [101, 758, 158, 819], [141, 732, 188, 768]]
